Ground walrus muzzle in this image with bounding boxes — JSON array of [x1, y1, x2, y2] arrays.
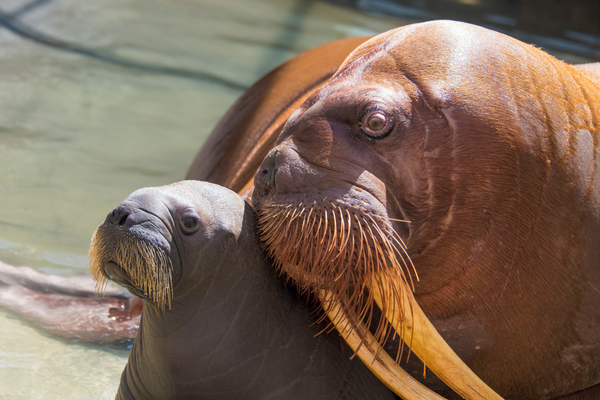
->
[[89, 224, 173, 310], [257, 199, 415, 349]]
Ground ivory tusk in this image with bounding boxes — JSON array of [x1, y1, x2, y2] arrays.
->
[[368, 273, 505, 400], [319, 290, 447, 400]]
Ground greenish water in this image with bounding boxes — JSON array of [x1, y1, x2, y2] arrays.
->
[[0, 309, 126, 399], [0, 0, 403, 398]]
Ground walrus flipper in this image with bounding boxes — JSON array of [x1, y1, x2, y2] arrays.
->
[[0, 260, 140, 342]]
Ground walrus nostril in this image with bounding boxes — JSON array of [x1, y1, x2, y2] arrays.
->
[[254, 150, 278, 195], [118, 213, 129, 226], [106, 206, 131, 226], [260, 167, 274, 188]]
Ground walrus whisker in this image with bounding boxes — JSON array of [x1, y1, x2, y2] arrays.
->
[[307, 210, 318, 242], [301, 206, 310, 232], [355, 216, 365, 268], [288, 208, 299, 224], [372, 272, 391, 348], [328, 206, 338, 253], [333, 257, 351, 282], [293, 217, 303, 249], [315, 214, 323, 245], [323, 209, 329, 244], [337, 205, 346, 253], [359, 216, 374, 263], [296, 206, 306, 220], [388, 228, 418, 281], [387, 239, 416, 290], [367, 214, 416, 290], [373, 214, 411, 223], [362, 217, 386, 270], [373, 242, 395, 346], [256, 200, 418, 365], [89, 225, 173, 310], [372, 221, 412, 291]]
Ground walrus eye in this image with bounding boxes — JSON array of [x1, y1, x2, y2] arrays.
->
[[184, 217, 197, 229], [360, 109, 393, 139], [368, 113, 385, 130], [180, 212, 201, 235]]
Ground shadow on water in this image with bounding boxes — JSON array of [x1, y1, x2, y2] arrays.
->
[[6, 0, 53, 18], [0, 0, 248, 90], [2, 0, 596, 89], [256, 0, 315, 73], [326, 0, 600, 61], [0, 0, 316, 91]]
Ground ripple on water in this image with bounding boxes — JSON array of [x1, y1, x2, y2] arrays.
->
[[0, 309, 129, 400]]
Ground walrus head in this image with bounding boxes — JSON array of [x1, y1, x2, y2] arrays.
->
[[89, 180, 245, 310], [253, 14, 599, 361], [248, 46, 435, 381], [251, 24, 441, 346]]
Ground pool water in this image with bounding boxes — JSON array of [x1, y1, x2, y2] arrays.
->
[[0, 0, 595, 398], [0, 0, 404, 398]]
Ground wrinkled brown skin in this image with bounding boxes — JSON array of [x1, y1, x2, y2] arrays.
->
[[250, 21, 600, 400]]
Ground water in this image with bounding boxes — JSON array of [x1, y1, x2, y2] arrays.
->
[[0, 0, 596, 398], [0, 309, 126, 399], [0, 0, 403, 398]]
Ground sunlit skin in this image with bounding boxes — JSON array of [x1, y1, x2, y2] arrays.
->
[[252, 21, 600, 400]]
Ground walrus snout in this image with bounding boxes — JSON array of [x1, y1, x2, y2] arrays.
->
[[253, 149, 278, 199], [105, 204, 133, 227], [103, 261, 147, 300], [99, 199, 172, 257], [90, 193, 176, 310]]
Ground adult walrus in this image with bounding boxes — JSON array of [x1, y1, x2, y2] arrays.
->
[[89, 180, 398, 400], [250, 20, 600, 400]]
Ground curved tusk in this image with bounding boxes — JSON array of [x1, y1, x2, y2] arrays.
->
[[368, 273, 505, 400], [319, 290, 447, 400]]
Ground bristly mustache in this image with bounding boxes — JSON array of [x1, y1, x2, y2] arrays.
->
[[89, 224, 173, 310], [255, 200, 417, 359]]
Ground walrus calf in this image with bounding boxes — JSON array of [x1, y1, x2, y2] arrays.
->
[[89, 180, 397, 400], [252, 21, 600, 400]]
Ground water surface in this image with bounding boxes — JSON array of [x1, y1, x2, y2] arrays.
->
[[0, 0, 403, 398]]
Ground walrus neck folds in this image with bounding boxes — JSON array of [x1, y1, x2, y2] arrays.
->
[[89, 225, 173, 310], [256, 198, 416, 353]]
